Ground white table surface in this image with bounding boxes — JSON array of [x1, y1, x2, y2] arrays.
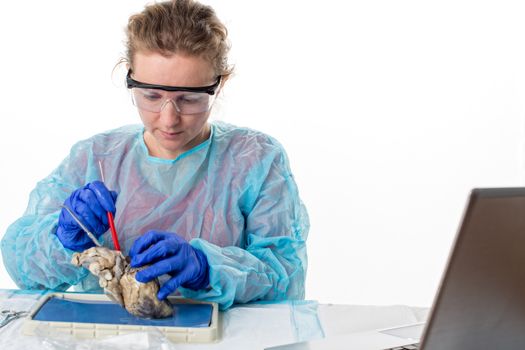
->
[[318, 303, 429, 337], [0, 289, 429, 350]]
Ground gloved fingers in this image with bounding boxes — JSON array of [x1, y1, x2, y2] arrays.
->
[[56, 225, 94, 251], [78, 189, 108, 226], [58, 207, 80, 231], [87, 181, 117, 214], [158, 279, 180, 300], [158, 278, 181, 300], [74, 198, 107, 236], [57, 186, 110, 250], [110, 190, 118, 203], [157, 268, 194, 300], [129, 230, 172, 258], [130, 240, 181, 267], [67, 189, 103, 232], [135, 255, 185, 283], [134, 265, 161, 283], [61, 192, 82, 229]]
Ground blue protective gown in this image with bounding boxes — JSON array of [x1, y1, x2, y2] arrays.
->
[[1, 121, 309, 309]]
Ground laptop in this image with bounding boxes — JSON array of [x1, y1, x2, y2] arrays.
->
[[267, 188, 525, 349]]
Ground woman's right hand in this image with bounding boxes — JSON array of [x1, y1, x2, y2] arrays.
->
[[56, 181, 117, 251]]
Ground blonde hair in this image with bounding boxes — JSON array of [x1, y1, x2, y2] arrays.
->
[[125, 0, 233, 79]]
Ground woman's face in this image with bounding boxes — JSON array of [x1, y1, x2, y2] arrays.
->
[[131, 51, 218, 160]]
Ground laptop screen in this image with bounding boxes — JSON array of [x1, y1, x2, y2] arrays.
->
[[421, 188, 525, 349]]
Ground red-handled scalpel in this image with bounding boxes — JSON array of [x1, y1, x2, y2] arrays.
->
[[98, 160, 121, 251]]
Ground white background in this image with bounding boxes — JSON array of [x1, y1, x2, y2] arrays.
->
[[1, 0, 525, 308]]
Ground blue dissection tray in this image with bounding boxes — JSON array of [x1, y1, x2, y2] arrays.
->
[[33, 296, 213, 328]]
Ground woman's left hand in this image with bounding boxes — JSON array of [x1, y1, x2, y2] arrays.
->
[[129, 230, 210, 300]]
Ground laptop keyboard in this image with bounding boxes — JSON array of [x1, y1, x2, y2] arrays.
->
[[385, 344, 419, 350]]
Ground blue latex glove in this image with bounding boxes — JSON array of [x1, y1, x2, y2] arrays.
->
[[129, 230, 210, 300], [56, 181, 117, 252]]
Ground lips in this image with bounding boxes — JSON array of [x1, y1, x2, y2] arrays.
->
[[162, 130, 182, 135], [159, 130, 183, 140]]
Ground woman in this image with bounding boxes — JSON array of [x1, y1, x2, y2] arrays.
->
[[1, 0, 309, 310]]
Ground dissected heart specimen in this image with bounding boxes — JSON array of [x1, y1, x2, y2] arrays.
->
[[71, 246, 173, 318]]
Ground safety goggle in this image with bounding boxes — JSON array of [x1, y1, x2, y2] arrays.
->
[[126, 69, 221, 114]]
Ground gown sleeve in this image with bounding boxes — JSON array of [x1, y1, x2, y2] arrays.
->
[[1, 140, 99, 290], [180, 141, 309, 310]]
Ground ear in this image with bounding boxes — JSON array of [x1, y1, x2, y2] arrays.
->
[[220, 74, 229, 86]]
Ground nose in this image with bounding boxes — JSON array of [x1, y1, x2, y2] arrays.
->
[[159, 99, 181, 125]]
